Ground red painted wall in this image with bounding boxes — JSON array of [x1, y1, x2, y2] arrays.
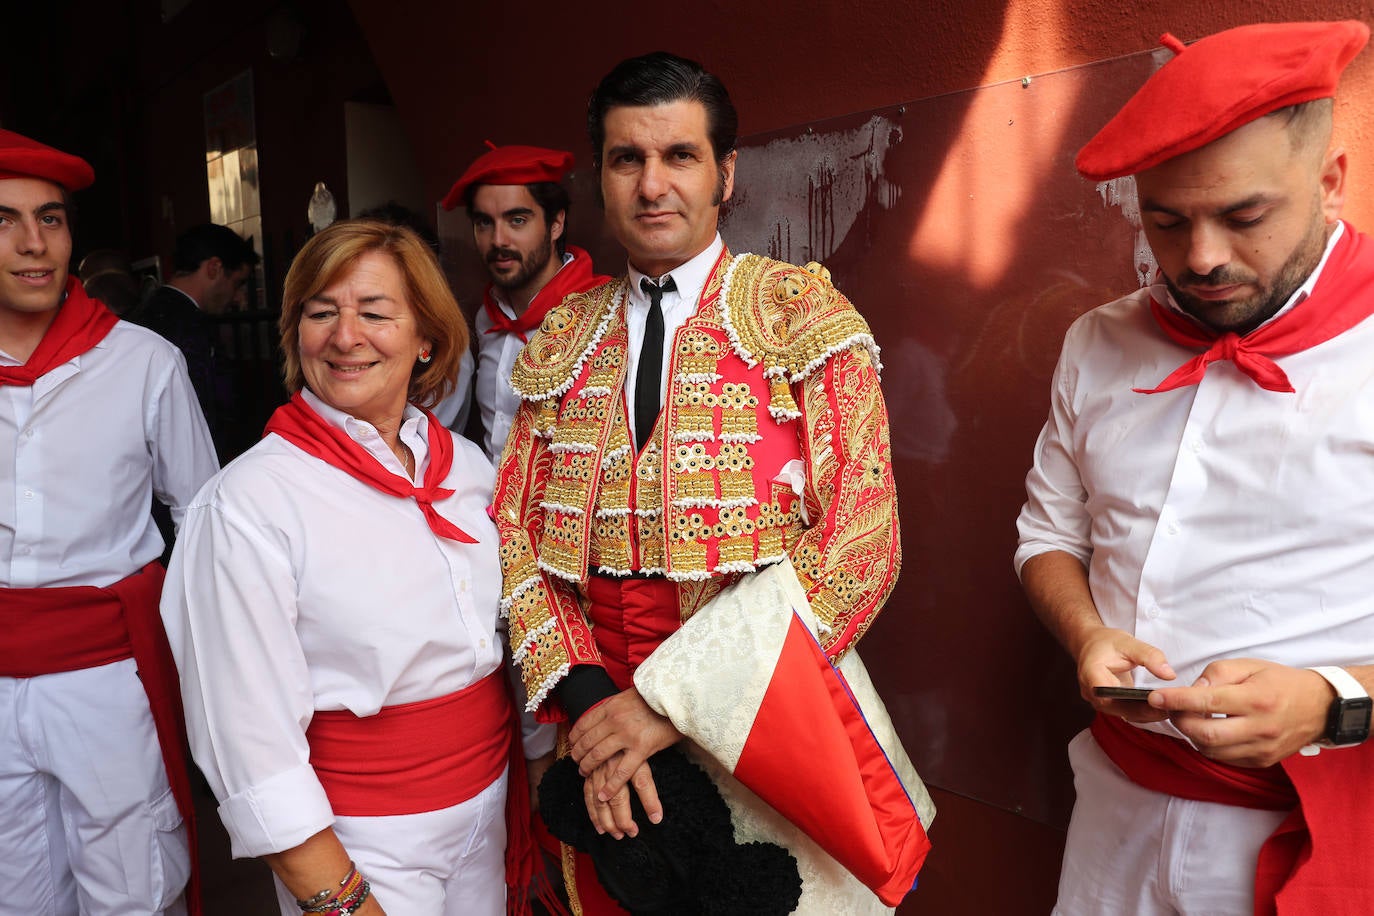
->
[[350, 0, 1374, 226]]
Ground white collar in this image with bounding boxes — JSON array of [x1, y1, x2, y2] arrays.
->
[[626, 234, 724, 308]]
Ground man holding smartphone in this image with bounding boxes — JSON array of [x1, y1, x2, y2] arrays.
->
[[1017, 21, 1374, 915]]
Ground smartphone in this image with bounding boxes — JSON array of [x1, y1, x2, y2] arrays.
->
[[1093, 686, 1155, 702]]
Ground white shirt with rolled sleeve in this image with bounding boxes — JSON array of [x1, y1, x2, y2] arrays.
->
[[161, 389, 552, 908], [1, 319, 218, 914], [1015, 222, 1374, 914], [1015, 222, 1374, 688]]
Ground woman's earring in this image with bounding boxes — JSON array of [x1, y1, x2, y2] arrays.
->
[[418, 349, 432, 364]]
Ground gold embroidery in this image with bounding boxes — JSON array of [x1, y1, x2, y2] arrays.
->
[[673, 380, 716, 437], [590, 513, 632, 572], [719, 256, 880, 428], [510, 281, 621, 401], [676, 328, 722, 377], [636, 512, 667, 571], [500, 251, 899, 714], [544, 453, 597, 509], [675, 576, 726, 622]]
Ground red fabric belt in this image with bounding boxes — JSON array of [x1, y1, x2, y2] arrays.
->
[[569, 576, 683, 916], [0, 562, 202, 915], [1091, 712, 1294, 810], [0, 571, 140, 675], [307, 669, 514, 817], [583, 575, 681, 689], [1093, 713, 1374, 915]]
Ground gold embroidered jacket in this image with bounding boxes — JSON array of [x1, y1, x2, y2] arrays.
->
[[494, 250, 902, 715]]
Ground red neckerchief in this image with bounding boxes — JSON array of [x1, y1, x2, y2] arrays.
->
[[0, 277, 118, 387], [483, 245, 610, 343], [1135, 224, 1374, 394], [263, 392, 477, 543]]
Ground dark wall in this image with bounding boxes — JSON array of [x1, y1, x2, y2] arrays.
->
[[3, 0, 387, 296]]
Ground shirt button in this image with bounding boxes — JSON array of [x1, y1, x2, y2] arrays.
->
[[1167, 522, 1179, 535], [1147, 605, 1161, 620], [24, 428, 34, 438], [480, 638, 488, 649]]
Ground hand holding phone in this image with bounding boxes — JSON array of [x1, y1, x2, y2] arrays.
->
[[1093, 686, 1155, 702]]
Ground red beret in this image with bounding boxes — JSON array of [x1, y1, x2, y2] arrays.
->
[[1076, 20, 1370, 181], [440, 142, 574, 211], [0, 129, 95, 191]]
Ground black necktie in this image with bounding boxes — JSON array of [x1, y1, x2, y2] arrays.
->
[[635, 275, 676, 452]]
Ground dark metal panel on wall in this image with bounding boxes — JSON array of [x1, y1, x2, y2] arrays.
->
[[715, 48, 1165, 834], [715, 49, 1165, 914]]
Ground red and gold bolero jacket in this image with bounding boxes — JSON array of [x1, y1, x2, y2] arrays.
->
[[494, 250, 902, 716]]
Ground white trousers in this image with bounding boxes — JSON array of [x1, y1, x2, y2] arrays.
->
[[1054, 728, 1289, 916], [0, 659, 190, 916], [271, 769, 509, 915]]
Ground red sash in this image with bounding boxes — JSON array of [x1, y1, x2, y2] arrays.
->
[[306, 670, 513, 816], [483, 246, 610, 343], [1093, 713, 1374, 914], [0, 278, 118, 387], [306, 670, 547, 916], [569, 577, 682, 916], [0, 563, 202, 915], [1136, 224, 1374, 394], [263, 393, 476, 543], [583, 576, 682, 687]]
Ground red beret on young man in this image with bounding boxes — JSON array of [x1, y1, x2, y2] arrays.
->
[[440, 142, 575, 210]]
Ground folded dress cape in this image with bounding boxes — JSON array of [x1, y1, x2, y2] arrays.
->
[[631, 558, 935, 911]]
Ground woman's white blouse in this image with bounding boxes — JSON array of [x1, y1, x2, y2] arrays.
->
[[161, 390, 551, 857]]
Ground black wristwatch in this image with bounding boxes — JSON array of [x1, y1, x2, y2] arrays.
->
[[1309, 666, 1372, 748]]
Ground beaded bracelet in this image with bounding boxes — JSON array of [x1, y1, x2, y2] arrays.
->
[[297, 863, 368, 914], [333, 880, 371, 915]]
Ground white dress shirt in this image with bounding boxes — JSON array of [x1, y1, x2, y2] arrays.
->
[[0, 320, 218, 588], [161, 389, 551, 858], [624, 234, 725, 447], [475, 251, 576, 461], [1016, 222, 1374, 695]]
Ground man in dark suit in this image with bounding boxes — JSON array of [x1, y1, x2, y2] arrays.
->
[[133, 223, 258, 459]]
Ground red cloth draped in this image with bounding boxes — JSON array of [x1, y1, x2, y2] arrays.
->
[[1092, 713, 1374, 915], [263, 392, 476, 543], [1135, 225, 1374, 394], [0, 277, 117, 386], [734, 613, 931, 905], [0, 563, 202, 915], [483, 246, 609, 343]]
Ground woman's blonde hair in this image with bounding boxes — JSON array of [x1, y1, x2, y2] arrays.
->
[[279, 219, 468, 408]]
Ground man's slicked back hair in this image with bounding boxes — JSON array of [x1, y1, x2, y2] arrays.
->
[[587, 52, 738, 167]]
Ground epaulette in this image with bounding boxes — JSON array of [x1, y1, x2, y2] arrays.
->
[[509, 278, 623, 403], [718, 254, 880, 420]]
